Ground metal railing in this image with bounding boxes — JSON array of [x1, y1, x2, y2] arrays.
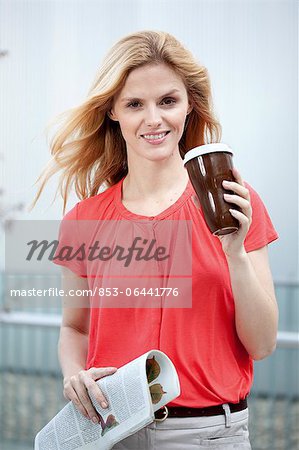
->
[[2, 310, 298, 345]]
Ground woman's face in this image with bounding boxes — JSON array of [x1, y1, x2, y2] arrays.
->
[[110, 63, 191, 164]]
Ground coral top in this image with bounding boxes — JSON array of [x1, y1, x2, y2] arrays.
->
[[54, 177, 278, 407]]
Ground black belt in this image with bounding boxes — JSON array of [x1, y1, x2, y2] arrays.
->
[[154, 398, 247, 421]]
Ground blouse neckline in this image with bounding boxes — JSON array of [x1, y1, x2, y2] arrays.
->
[[114, 176, 193, 221]]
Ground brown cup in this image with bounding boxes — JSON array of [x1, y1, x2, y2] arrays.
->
[[183, 143, 240, 235]]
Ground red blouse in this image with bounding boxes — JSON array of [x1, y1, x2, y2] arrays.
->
[[54, 177, 278, 407]]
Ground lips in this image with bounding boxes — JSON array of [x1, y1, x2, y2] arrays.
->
[[141, 131, 170, 141]]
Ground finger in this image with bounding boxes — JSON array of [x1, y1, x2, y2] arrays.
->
[[222, 180, 250, 200], [223, 193, 252, 215], [74, 375, 100, 422], [64, 381, 90, 419], [85, 379, 110, 411], [63, 376, 86, 408], [85, 367, 117, 408], [90, 367, 118, 381], [231, 167, 245, 186], [229, 208, 251, 228]]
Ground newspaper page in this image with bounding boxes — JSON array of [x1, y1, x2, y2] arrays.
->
[[34, 350, 180, 450]]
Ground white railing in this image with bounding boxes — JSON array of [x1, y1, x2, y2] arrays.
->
[[0, 310, 61, 327], [276, 330, 299, 348], [0, 310, 298, 348]]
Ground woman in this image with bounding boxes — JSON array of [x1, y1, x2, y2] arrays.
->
[[34, 30, 278, 449]]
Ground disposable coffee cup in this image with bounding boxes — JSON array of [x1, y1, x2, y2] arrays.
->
[[183, 143, 240, 236]]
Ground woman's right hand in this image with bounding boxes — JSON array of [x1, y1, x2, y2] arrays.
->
[[63, 366, 118, 423]]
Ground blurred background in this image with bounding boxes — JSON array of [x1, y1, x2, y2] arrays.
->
[[0, 0, 298, 449]]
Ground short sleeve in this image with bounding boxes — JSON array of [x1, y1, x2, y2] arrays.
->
[[244, 182, 279, 253], [52, 203, 87, 277]]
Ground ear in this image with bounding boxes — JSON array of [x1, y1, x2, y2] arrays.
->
[[107, 109, 118, 121], [187, 103, 193, 115]]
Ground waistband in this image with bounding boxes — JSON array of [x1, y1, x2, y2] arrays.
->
[[154, 398, 248, 421]]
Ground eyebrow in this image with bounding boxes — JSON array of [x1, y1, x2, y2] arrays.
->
[[120, 89, 181, 103]]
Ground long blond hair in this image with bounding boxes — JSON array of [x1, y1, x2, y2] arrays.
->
[[32, 30, 222, 212]]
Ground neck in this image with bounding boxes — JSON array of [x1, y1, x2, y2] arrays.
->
[[123, 152, 189, 200]]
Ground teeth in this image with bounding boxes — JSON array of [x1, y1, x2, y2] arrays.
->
[[143, 132, 167, 140]]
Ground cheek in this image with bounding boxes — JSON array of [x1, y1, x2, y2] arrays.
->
[[170, 110, 188, 131], [117, 117, 134, 134], [118, 117, 141, 143], [166, 103, 188, 120]]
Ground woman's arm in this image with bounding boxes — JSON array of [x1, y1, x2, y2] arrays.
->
[[217, 169, 278, 360], [58, 267, 117, 422], [58, 307, 89, 381], [225, 245, 278, 360]]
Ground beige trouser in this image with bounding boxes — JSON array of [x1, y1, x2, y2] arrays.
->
[[112, 407, 251, 449]]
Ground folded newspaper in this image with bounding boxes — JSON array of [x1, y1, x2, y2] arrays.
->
[[34, 349, 180, 449]]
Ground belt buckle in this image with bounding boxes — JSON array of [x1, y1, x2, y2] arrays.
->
[[154, 405, 169, 422]]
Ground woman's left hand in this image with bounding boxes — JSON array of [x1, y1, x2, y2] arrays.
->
[[218, 167, 252, 257]]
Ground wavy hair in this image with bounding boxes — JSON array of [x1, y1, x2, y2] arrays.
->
[[32, 30, 222, 212]]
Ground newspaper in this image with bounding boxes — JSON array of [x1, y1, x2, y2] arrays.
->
[[34, 349, 180, 449]]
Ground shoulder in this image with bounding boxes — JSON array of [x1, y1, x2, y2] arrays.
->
[[243, 181, 270, 215], [63, 181, 120, 220], [244, 181, 261, 200], [243, 181, 278, 251]]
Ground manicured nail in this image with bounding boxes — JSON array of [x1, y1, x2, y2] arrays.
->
[[101, 401, 108, 408], [92, 416, 98, 423]]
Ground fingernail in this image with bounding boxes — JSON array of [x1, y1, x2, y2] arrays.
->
[[223, 180, 230, 185], [92, 416, 98, 423], [101, 401, 108, 408]]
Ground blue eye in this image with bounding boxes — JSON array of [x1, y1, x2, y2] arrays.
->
[[127, 101, 141, 108], [162, 97, 176, 105]]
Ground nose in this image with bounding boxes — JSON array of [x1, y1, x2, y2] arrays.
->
[[144, 105, 162, 128]]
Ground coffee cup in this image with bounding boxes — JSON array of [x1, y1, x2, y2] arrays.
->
[[183, 143, 240, 236]]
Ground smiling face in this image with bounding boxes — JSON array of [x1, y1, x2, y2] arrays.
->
[[110, 63, 192, 165]]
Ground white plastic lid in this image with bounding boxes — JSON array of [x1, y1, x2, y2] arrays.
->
[[183, 143, 233, 165]]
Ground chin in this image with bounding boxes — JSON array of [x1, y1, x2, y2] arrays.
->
[[147, 152, 175, 162], [149, 144, 178, 158]]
